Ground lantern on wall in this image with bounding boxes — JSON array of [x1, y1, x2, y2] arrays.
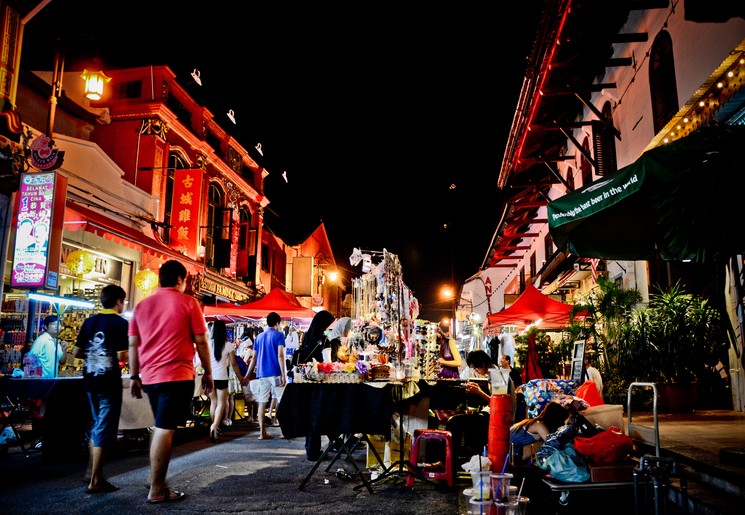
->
[[134, 269, 158, 296]]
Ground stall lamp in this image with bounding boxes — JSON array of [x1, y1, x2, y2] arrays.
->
[[27, 292, 95, 309], [80, 65, 111, 101]]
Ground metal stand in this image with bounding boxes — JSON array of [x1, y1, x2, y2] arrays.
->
[[300, 433, 384, 493]]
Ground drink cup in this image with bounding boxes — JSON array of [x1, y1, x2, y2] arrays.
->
[[468, 498, 494, 515], [493, 498, 519, 515], [471, 470, 492, 500], [489, 472, 513, 502], [510, 495, 529, 515]]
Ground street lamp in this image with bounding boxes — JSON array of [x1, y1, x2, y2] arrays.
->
[[440, 285, 456, 337], [46, 37, 110, 137]]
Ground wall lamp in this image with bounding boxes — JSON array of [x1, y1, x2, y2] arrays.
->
[[47, 37, 110, 137]]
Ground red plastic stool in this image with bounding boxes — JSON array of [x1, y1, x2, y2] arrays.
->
[[405, 429, 454, 487]]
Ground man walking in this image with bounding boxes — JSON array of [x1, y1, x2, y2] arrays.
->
[[73, 285, 129, 494], [128, 260, 213, 504], [245, 311, 286, 440]]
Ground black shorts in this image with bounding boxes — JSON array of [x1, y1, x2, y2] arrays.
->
[[143, 380, 194, 430], [213, 379, 228, 390]]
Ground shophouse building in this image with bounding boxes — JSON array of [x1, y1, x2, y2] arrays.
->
[[460, 2, 745, 409]]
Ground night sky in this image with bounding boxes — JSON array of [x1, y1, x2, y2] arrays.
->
[[20, 1, 543, 321]]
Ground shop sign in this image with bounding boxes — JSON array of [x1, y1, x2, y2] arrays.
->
[[169, 169, 203, 260], [198, 275, 248, 303], [29, 134, 64, 171], [60, 244, 123, 284], [10, 172, 66, 289]]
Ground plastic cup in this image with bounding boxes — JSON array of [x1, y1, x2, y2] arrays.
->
[[493, 498, 519, 515], [489, 472, 513, 502], [510, 495, 529, 515], [468, 497, 494, 515], [471, 470, 492, 500]]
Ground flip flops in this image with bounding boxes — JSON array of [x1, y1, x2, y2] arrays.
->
[[85, 481, 119, 494], [147, 489, 186, 504]]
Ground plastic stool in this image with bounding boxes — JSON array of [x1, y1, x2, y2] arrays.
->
[[405, 429, 454, 487]]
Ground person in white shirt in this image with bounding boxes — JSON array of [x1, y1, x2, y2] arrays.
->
[[584, 356, 603, 396]]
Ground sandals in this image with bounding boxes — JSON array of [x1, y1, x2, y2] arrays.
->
[[147, 489, 186, 504]]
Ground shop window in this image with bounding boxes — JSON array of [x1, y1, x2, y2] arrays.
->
[[519, 267, 525, 292], [592, 102, 618, 177], [261, 243, 270, 272], [162, 153, 188, 244], [565, 166, 575, 191], [206, 183, 226, 269], [544, 233, 554, 260], [529, 253, 536, 282], [111, 80, 142, 100], [649, 30, 679, 135], [237, 207, 252, 278], [580, 136, 593, 185]]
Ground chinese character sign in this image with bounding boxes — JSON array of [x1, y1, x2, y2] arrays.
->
[[11, 173, 55, 288], [169, 169, 203, 259]]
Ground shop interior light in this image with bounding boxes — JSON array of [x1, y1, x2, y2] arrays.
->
[[27, 292, 95, 309]]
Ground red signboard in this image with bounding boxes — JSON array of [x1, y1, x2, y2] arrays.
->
[[11, 172, 66, 289], [169, 169, 203, 260]]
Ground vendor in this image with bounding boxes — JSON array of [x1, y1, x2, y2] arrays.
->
[[508, 402, 571, 464], [436, 321, 462, 379], [463, 350, 516, 419]]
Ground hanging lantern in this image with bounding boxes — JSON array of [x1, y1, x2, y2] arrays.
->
[[134, 269, 158, 296], [65, 249, 95, 277], [80, 64, 111, 101]]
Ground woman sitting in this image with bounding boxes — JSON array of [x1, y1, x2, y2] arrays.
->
[[509, 402, 571, 464]]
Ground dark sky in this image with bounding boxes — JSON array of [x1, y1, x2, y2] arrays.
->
[[20, 1, 543, 321]]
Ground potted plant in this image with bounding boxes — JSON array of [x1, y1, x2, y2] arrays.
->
[[629, 282, 724, 411]]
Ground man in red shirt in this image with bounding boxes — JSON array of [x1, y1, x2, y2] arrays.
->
[[128, 260, 213, 504]]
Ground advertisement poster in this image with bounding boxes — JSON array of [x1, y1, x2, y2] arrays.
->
[[10, 173, 55, 288]]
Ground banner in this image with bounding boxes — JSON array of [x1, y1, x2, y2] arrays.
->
[[169, 169, 203, 259]]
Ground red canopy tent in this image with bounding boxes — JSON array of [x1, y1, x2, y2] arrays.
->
[[203, 288, 315, 319], [486, 284, 578, 330]]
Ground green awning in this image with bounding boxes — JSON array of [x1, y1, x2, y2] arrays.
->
[[547, 125, 745, 263]]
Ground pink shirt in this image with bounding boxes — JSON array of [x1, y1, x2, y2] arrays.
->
[[128, 287, 207, 385]]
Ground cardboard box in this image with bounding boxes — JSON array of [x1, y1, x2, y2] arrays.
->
[[582, 404, 624, 430], [588, 460, 635, 482]]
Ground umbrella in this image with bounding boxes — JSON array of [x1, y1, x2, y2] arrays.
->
[[547, 125, 745, 264]]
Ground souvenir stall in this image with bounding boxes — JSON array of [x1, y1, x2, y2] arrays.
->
[[348, 249, 420, 379]]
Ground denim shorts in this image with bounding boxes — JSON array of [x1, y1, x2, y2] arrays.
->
[[144, 380, 194, 430], [87, 390, 123, 449]]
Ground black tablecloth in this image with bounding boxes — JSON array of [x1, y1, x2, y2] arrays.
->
[[277, 382, 395, 439], [0, 377, 90, 461]]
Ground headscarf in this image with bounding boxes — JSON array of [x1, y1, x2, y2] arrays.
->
[[298, 310, 335, 363], [328, 317, 351, 341]]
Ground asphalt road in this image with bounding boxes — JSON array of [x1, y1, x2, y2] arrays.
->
[[1, 414, 682, 514]]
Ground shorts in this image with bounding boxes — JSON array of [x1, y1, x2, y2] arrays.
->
[[87, 389, 123, 449], [257, 376, 284, 403], [213, 379, 228, 390], [144, 380, 194, 430]]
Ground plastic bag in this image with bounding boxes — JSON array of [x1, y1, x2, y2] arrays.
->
[[575, 380, 604, 407], [574, 426, 633, 463], [536, 443, 590, 482]]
